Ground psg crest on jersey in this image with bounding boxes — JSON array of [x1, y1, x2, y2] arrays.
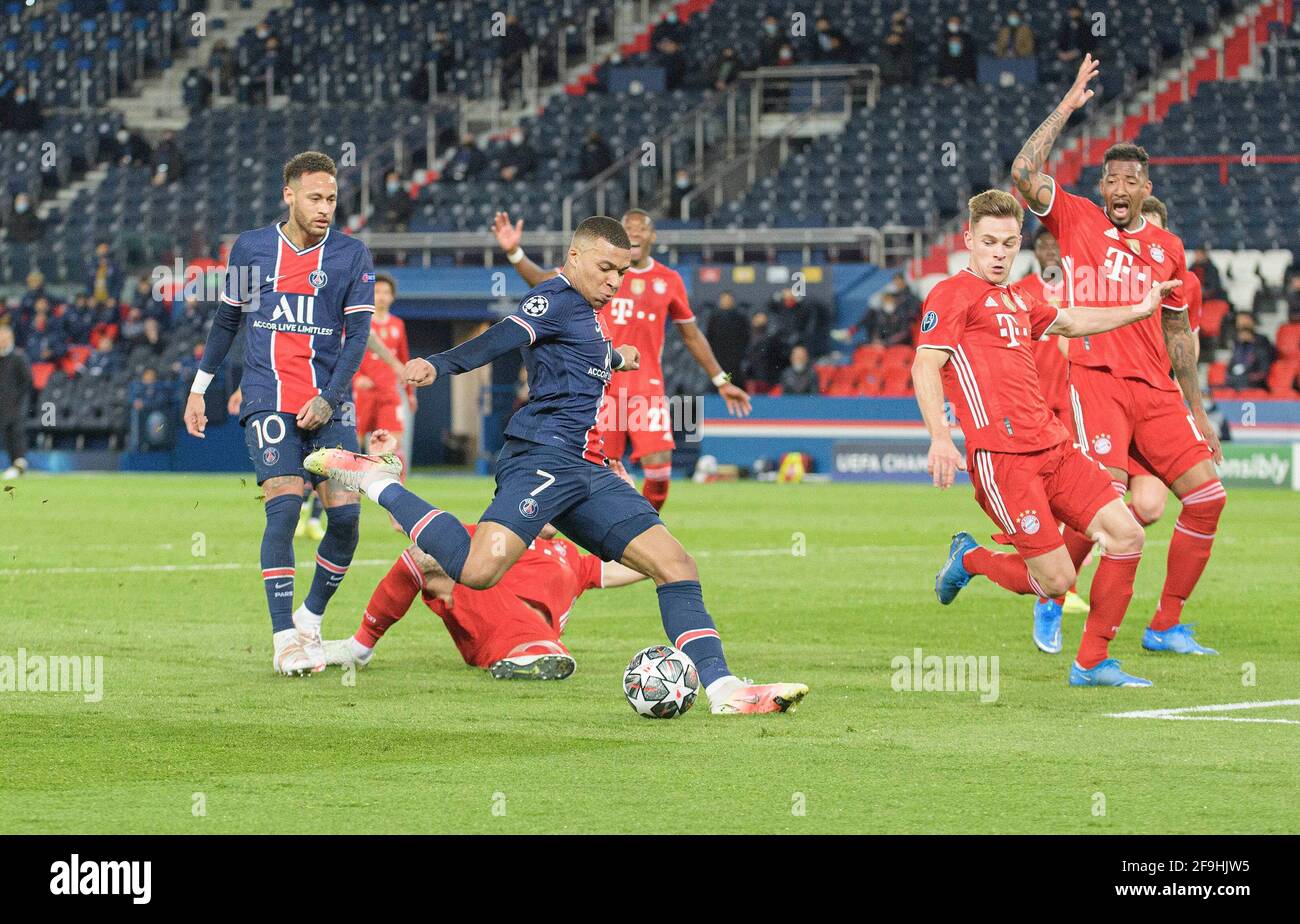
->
[[921, 310, 938, 333], [518, 497, 540, 519], [308, 269, 328, 288], [263, 447, 280, 466], [522, 295, 549, 317]]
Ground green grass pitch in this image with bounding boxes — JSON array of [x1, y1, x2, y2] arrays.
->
[[1, 472, 1297, 833]]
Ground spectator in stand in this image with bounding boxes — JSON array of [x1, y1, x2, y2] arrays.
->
[[0, 85, 43, 132], [83, 333, 121, 379], [0, 324, 33, 480], [129, 367, 174, 452], [779, 345, 820, 395], [445, 132, 486, 183], [711, 45, 743, 90], [768, 288, 814, 350], [86, 241, 122, 303], [150, 131, 186, 186], [88, 298, 120, 345], [1285, 274, 1300, 323], [1190, 247, 1225, 300], [172, 341, 203, 384], [131, 274, 168, 326], [885, 272, 920, 319], [102, 127, 151, 167], [652, 11, 689, 89], [742, 311, 788, 393], [174, 296, 207, 336], [759, 15, 785, 66], [373, 171, 415, 231], [499, 14, 532, 99], [937, 16, 978, 85], [119, 306, 147, 346], [996, 10, 1035, 58], [498, 127, 537, 183], [20, 271, 48, 317], [814, 17, 854, 63], [23, 299, 66, 364], [62, 293, 95, 343], [578, 130, 614, 181], [1057, 4, 1097, 66], [706, 291, 749, 379], [843, 291, 914, 347], [880, 12, 917, 86], [1225, 313, 1274, 391], [182, 67, 213, 112], [208, 39, 235, 95], [6, 193, 43, 243], [139, 317, 167, 358]]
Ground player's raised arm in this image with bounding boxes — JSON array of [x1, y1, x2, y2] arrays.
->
[[492, 211, 559, 288], [1048, 278, 1177, 338], [911, 348, 965, 489], [1011, 53, 1099, 213]]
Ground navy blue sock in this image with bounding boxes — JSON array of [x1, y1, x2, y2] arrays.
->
[[656, 580, 730, 688], [304, 502, 359, 615], [309, 493, 324, 519], [378, 483, 470, 581], [261, 494, 302, 632]]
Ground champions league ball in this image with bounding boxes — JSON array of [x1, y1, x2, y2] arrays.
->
[[623, 645, 699, 719]]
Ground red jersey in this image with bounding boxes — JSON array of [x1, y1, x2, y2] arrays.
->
[[598, 259, 693, 395], [1183, 267, 1202, 334], [917, 268, 1069, 454], [428, 525, 603, 636], [1031, 178, 1186, 392], [356, 310, 409, 399], [1011, 270, 1069, 416]]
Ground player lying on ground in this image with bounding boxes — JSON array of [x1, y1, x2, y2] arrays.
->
[[184, 150, 377, 676], [913, 189, 1181, 688], [306, 216, 808, 714], [1011, 53, 1225, 657], [492, 207, 752, 511], [324, 435, 648, 680]]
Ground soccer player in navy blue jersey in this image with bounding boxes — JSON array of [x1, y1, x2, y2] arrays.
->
[[307, 217, 808, 714], [184, 151, 376, 676]]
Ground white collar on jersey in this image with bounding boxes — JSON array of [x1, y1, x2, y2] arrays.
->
[[1119, 215, 1148, 234], [556, 271, 572, 286], [276, 220, 330, 255], [961, 266, 1009, 290], [626, 258, 657, 274]]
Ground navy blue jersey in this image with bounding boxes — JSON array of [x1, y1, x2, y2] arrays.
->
[[427, 272, 616, 464]]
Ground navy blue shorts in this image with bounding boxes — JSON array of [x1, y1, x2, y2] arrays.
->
[[482, 438, 662, 561], [243, 410, 359, 486]]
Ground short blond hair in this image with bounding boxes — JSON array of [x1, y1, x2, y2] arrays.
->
[[1141, 195, 1167, 227], [968, 189, 1023, 229]]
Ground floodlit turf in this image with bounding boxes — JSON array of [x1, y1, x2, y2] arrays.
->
[[1, 472, 1297, 834]]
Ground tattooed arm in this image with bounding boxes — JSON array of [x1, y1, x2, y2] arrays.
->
[[1011, 54, 1099, 213], [1162, 307, 1223, 463]]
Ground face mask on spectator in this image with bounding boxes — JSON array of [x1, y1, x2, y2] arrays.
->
[[948, 40, 962, 54], [14, 199, 28, 214], [764, 21, 777, 35], [386, 181, 399, 194], [1008, 15, 1021, 27]]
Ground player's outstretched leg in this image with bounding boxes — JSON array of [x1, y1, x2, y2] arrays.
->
[[1069, 500, 1150, 687], [620, 523, 808, 714], [324, 547, 424, 668], [1144, 476, 1225, 656], [305, 447, 475, 582]]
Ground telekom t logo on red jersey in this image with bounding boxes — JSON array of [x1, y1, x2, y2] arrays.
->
[[607, 297, 635, 325], [995, 313, 1029, 347], [1102, 245, 1149, 286]]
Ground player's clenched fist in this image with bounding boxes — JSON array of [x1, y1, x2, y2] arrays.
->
[[615, 345, 639, 371], [927, 436, 967, 490], [403, 357, 437, 386], [183, 393, 208, 438]]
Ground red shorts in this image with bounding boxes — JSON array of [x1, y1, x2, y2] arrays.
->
[[354, 391, 402, 437], [1067, 364, 1212, 484], [429, 583, 566, 669], [597, 388, 675, 462], [967, 440, 1118, 559], [1127, 455, 1154, 479]]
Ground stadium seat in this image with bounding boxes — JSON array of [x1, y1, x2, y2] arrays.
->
[[1206, 361, 1227, 388], [1266, 360, 1299, 395], [1275, 323, 1300, 359], [30, 362, 55, 392], [1200, 299, 1231, 339]]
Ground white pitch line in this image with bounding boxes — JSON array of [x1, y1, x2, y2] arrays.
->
[[1106, 698, 1300, 725]]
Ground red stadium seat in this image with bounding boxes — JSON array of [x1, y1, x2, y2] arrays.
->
[[66, 344, 90, 368], [1199, 299, 1231, 339], [815, 365, 837, 392], [852, 344, 884, 367], [767, 385, 784, 397], [882, 344, 914, 368], [881, 366, 913, 395], [830, 365, 859, 392], [30, 362, 54, 391], [1275, 323, 1300, 359], [1267, 360, 1300, 395], [1207, 361, 1227, 387]]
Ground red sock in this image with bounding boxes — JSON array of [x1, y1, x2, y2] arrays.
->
[[354, 549, 423, 648], [1062, 524, 1094, 571], [641, 463, 671, 511], [963, 547, 1044, 596], [1152, 479, 1226, 631], [1075, 551, 1141, 668]]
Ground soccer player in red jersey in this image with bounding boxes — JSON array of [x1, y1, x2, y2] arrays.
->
[[1011, 227, 1091, 649], [1125, 196, 1205, 526], [353, 273, 415, 449], [1012, 55, 1224, 657], [491, 208, 751, 510], [322, 444, 649, 679], [916, 190, 1181, 687]]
